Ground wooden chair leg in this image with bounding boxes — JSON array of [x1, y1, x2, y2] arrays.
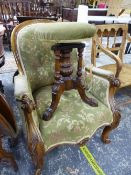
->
[[101, 111, 121, 144], [0, 136, 18, 171]]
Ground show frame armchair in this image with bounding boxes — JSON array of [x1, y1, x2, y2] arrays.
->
[[11, 19, 121, 174]]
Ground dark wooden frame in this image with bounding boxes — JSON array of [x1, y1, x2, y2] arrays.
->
[[0, 93, 17, 171]]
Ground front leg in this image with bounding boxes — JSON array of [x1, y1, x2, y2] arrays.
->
[[101, 110, 121, 144], [42, 83, 64, 121]]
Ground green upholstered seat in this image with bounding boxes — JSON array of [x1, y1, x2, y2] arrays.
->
[[12, 20, 118, 173], [34, 86, 112, 151]]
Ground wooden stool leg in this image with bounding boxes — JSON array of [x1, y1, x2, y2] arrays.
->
[[42, 49, 65, 121], [76, 47, 98, 107], [0, 135, 18, 171], [42, 43, 98, 121]]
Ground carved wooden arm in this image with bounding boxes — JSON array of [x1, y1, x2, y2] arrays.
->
[[85, 66, 121, 88], [96, 37, 122, 78], [14, 74, 45, 174], [18, 94, 45, 174]]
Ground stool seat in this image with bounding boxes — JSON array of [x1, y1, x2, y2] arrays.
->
[[18, 22, 96, 43]]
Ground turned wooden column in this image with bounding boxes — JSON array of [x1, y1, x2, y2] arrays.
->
[[43, 43, 98, 121]]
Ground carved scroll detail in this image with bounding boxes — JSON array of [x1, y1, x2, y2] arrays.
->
[[101, 76, 121, 144], [20, 94, 45, 174]]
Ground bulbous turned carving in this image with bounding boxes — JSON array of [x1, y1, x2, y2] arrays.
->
[[43, 43, 98, 121]]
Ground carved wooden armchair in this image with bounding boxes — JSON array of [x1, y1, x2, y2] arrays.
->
[[91, 23, 131, 89], [11, 19, 121, 174]]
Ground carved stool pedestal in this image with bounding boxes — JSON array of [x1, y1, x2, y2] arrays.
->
[[43, 43, 98, 121]]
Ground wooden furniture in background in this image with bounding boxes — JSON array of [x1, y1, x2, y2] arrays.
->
[[0, 0, 59, 49], [0, 23, 17, 170], [91, 23, 131, 89], [62, 7, 107, 21]]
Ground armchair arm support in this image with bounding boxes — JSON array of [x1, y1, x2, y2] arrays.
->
[[14, 75, 45, 173], [96, 38, 122, 78], [14, 75, 33, 101], [84, 66, 121, 107], [85, 66, 121, 87]]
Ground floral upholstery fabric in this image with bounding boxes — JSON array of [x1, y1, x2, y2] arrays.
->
[[83, 71, 110, 108], [33, 72, 113, 151], [14, 70, 113, 152], [17, 22, 96, 91], [14, 22, 113, 152], [17, 28, 78, 92]]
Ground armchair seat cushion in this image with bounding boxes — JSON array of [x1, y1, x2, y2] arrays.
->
[[33, 86, 113, 151], [100, 64, 131, 88]]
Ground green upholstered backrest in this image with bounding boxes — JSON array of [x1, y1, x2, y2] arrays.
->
[[17, 22, 96, 91]]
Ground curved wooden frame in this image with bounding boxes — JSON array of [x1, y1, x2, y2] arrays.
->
[[11, 19, 121, 174], [11, 19, 55, 174], [0, 93, 17, 171]]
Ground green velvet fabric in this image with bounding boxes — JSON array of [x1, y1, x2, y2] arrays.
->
[[14, 71, 113, 152], [83, 70, 110, 107], [17, 22, 96, 43], [17, 23, 96, 91], [33, 73, 112, 151], [14, 22, 113, 152]]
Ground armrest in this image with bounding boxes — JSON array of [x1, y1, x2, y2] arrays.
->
[[14, 74, 44, 161], [84, 67, 120, 107], [14, 74, 39, 127], [96, 38, 122, 78], [14, 74, 35, 101], [85, 66, 114, 80]]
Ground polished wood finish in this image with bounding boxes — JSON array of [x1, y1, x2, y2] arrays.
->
[[0, 27, 17, 168], [91, 24, 127, 77], [19, 94, 45, 175], [101, 75, 121, 143], [43, 43, 98, 121], [0, 93, 17, 171], [11, 19, 122, 174]]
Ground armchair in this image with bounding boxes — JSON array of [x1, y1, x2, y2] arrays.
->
[[11, 19, 121, 174], [91, 23, 131, 89]]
